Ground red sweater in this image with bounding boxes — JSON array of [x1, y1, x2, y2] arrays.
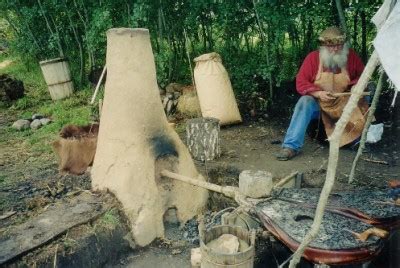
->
[[296, 49, 365, 95]]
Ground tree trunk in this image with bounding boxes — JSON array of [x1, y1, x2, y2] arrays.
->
[[353, 9, 359, 50], [14, 9, 42, 53], [305, 19, 313, 53], [73, 0, 93, 71], [252, 0, 273, 100], [244, 33, 251, 52], [186, 117, 220, 161], [157, 6, 163, 50], [206, 24, 213, 50], [331, 0, 340, 26], [64, 1, 84, 86], [361, 10, 367, 63], [37, 0, 64, 57], [335, 0, 348, 37], [200, 17, 208, 50]]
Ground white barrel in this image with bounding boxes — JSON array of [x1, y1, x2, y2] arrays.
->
[[39, 58, 74, 100]]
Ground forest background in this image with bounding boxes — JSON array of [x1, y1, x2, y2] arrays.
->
[[0, 0, 385, 116]]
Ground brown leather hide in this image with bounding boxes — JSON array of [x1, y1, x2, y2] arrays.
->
[[53, 124, 99, 175], [60, 123, 99, 139]]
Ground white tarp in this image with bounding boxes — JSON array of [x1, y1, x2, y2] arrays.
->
[[372, 0, 400, 92]]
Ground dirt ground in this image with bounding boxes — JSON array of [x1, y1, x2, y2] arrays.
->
[[1, 105, 400, 267], [112, 118, 400, 268]]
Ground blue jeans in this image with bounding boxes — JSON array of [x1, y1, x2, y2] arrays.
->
[[283, 96, 320, 151]]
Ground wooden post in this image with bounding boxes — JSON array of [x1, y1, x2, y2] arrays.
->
[[348, 72, 385, 183], [90, 65, 107, 104], [186, 117, 220, 161]]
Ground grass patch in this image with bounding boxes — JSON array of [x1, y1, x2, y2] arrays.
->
[[93, 208, 122, 233], [101, 208, 120, 226], [1, 56, 95, 154], [0, 52, 8, 62]]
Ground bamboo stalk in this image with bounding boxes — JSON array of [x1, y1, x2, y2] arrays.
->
[[331, 92, 370, 97], [289, 51, 380, 268]]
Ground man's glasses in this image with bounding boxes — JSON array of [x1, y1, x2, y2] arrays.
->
[[325, 44, 343, 49]]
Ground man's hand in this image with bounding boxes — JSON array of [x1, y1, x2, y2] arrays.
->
[[310, 91, 337, 102]]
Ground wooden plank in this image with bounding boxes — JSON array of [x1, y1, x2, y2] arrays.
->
[[0, 193, 105, 265], [0, 211, 16, 220]]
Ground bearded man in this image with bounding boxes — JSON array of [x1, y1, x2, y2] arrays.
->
[[276, 26, 368, 161]]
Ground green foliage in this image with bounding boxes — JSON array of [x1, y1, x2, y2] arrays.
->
[[1, 0, 382, 113]]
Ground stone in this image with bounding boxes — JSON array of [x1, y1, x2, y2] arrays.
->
[[239, 170, 273, 198], [12, 119, 30, 131], [30, 119, 42, 130], [32, 114, 44, 120], [190, 247, 201, 268], [40, 118, 51, 125], [206, 234, 239, 254]]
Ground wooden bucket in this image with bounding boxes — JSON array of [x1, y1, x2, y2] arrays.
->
[[200, 225, 256, 268], [39, 58, 73, 100]]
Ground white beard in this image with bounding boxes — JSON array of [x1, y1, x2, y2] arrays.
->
[[319, 43, 350, 70]]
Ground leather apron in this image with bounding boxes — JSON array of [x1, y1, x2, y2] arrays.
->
[[314, 58, 369, 147]]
